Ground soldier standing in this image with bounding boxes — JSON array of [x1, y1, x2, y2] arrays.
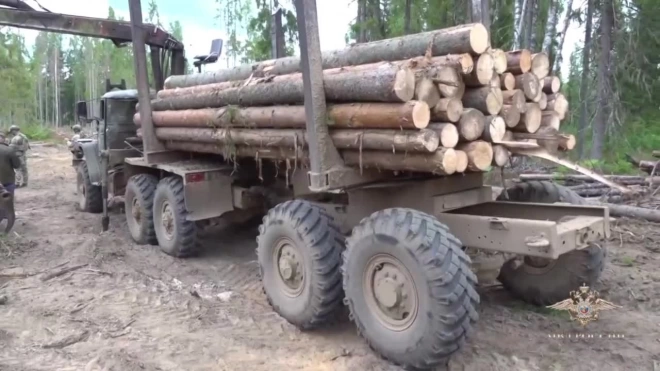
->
[[0, 131, 21, 195], [8, 125, 29, 188]]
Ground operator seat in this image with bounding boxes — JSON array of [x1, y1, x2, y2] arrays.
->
[[193, 39, 223, 72]]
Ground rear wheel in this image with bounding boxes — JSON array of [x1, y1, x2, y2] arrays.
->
[[257, 200, 344, 330], [497, 181, 607, 305], [76, 161, 102, 213], [125, 174, 158, 245], [153, 176, 199, 257], [343, 208, 479, 370]]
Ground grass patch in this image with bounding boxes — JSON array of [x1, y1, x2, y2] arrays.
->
[[619, 256, 635, 267], [507, 301, 571, 320], [20, 124, 55, 141]]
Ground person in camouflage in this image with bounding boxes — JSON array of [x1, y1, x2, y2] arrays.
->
[[0, 131, 20, 195], [8, 125, 29, 188], [67, 124, 86, 149]]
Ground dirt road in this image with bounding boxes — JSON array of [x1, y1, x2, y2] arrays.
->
[[0, 144, 659, 371]]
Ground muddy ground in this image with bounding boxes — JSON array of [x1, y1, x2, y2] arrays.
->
[[0, 144, 659, 371]]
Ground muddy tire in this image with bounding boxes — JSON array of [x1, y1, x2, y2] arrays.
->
[[76, 161, 102, 213], [257, 200, 344, 330], [496, 181, 607, 306], [125, 174, 158, 245], [343, 208, 479, 370], [153, 176, 199, 257]]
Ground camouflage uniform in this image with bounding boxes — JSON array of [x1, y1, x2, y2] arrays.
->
[[9, 126, 28, 187]]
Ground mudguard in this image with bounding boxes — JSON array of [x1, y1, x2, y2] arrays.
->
[[80, 141, 102, 186]]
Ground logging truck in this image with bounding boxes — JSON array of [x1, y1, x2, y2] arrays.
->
[[4, 0, 612, 369]]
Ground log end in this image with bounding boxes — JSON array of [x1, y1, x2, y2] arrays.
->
[[501, 105, 521, 128], [415, 78, 441, 108], [519, 49, 532, 73], [475, 53, 495, 85], [440, 123, 459, 148], [459, 108, 486, 141], [470, 23, 490, 54], [437, 148, 458, 175], [501, 73, 516, 91], [459, 54, 475, 74], [455, 150, 468, 172], [531, 53, 550, 80], [486, 90, 503, 115], [394, 68, 416, 102], [459, 140, 493, 172], [490, 49, 508, 74], [436, 66, 462, 98], [492, 145, 510, 167], [486, 116, 506, 142], [541, 111, 561, 130], [412, 101, 431, 129], [522, 103, 542, 133], [419, 129, 441, 152], [559, 134, 576, 151]]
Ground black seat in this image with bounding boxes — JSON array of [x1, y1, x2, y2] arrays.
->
[[193, 39, 223, 71]]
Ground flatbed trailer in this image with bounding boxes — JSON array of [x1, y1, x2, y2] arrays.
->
[[68, 0, 611, 369]]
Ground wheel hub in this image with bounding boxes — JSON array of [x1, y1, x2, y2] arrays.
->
[[161, 201, 175, 240], [274, 239, 304, 297], [365, 254, 418, 331]]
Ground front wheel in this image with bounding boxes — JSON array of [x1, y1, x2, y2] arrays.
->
[[496, 181, 607, 305], [153, 176, 199, 257], [76, 161, 102, 213], [343, 208, 479, 370]]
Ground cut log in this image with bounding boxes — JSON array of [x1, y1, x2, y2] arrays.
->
[[489, 48, 507, 74], [514, 73, 540, 100], [330, 129, 440, 152], [432, 66, 463, 98], [455, 150, 468, 172], [152, 65, 416, 111], [547, 93, 569, 120], [163, 23, 489, 89], [431, 98, 463, 123], [426, 123, 459, 148], [512, 103, 541, 133], [456, 108, 486, 141], [492, 144, 510, 167], [414, 78, 441, 107], [481, 116, 506, 143], [462, 87, 502, 115], [531, 53, 550, 79], [429, 54, 475, 74], [542, 76, 561, 94], [463, 53, 494, 86], [342, 148, 459, 175], [519, 174, 654, 183], [558, 134, 576, 151], [502, 130, 514, 141], [530, 86, 543, 103], [165, 140, 308, 161], [653, 150, 660, 158], [541, 111, 561, 130], [457, 141, 493, 171], [596, 203, 660, 223], [502, 89, 526, 112], [538, 93, 548, 110], [505, 49, 532, 74], [512, 126, 559, 151], [499, 73, 516, 91], [135, 101, 431, 130], [500, 105, 521, 128], [625, 154, 659, 175]]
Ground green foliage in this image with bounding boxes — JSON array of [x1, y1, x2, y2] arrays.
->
[[19, 123, 54, 141]]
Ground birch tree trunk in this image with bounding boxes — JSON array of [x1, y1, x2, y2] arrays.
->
[[552, 0, 574, 74], [542, 0, 558, 55], [591, 0, 613, 159]]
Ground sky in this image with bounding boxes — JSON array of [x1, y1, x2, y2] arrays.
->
[[11, 0, 580, 77]]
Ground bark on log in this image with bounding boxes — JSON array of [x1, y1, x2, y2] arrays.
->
[[531, 53, 550, 79], [457, 140, 493, 171], [502, 89, 526, 112], [481, 116, 506, 142], [163, 23, 489, 89], [547, 93, 569, 120], [514, 73, 540, 100], [330, 129, 440, 152], [431, 98, 463, 123], [135, 101, 431, 130], [558, 134, 576, 151], [342, 148, 459, 175], [427, 123, 459, 148], [541, 111, 561, 130], [653, 150, 660, 158], [519, 174, 651, 182], [596, 203, 660, 223], [463, 53, 494, 86], [499, 73, 516, 91], [456, 108, 486, 141], [512, 126, 559, 151], [542, 76, 561, 94], [165, 140, 307, 161], [512, 103, 541, 133], [502, 130, 514, 142], [538, 93, 548, 110], [455, 150, 469, 172], [432, 66, 463, 98], [492, 144, 510, 167], [462, 87, 503, 115], [500, 105, 521, 128], [414, 78, 441, 107], [625, 154, 659, 175], [152, 66, 416, 111], [489, 48, 508, 74], [505, 49, 532, 74]]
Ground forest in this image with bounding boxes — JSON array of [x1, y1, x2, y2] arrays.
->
[[0, 0, 658, 167]]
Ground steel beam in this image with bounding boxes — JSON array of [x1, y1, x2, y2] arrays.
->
[[294, 0, 344, 192], [128, 0, 165, 162], [150, 46, 164, 91], [0, 7, 183, 50]]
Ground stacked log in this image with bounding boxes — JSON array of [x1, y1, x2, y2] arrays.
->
[[134, 23, 574, 176]]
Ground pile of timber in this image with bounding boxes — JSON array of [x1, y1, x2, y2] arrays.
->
[[134, 22, 575, 176]]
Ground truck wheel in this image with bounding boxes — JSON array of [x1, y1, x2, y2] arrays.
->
[[343, 208, 479, 370], [125, 174, 158, 245], [76, 161, 102, 213], [257, 200, 344, 329], [496, 181, 607, 306], [153, 176, 199, 257]]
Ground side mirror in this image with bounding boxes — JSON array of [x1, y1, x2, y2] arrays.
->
[[75, 101, 88, 121]]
